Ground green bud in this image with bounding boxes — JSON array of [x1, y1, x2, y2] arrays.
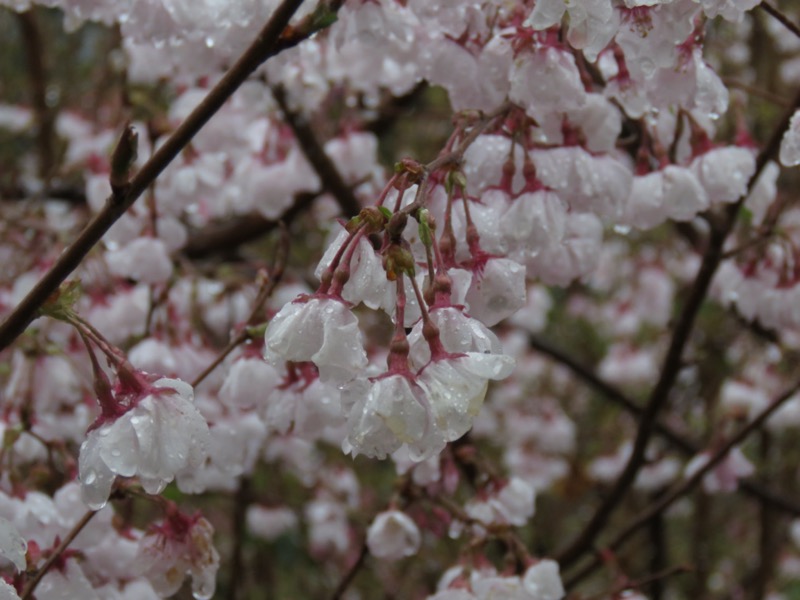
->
[[418, 209, 433, 248], [38, 280, 82, 321], [246, 322, 268, 339]]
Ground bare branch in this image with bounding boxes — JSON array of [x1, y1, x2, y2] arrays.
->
[[555, 85, 800, 569], [330, 542, 368, 600], [272, 84, 362, 218], [0, 0, 342, 352], [565, 376, 800, 590], [759, 1, 800, 39], [21, 509, 97, 599]]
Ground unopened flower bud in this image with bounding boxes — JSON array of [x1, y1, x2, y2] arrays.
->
[[110, 124, 138, 194]]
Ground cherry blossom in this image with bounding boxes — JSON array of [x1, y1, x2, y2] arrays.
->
[[135, 510, 219, 600], [780, 109, 800, 167], [366, 510, 422, 561], [521, 560, 565, 600], [0, 518, 26, 572], [263, 295, 368, 384], [79, 377, 210, 509], [0, 0, 797, 597]]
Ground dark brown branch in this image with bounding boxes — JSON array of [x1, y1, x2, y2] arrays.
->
[[183, 192, 316, 259], [21, 509, 97, 599], [530, 334, 800, 515], [330, 542, 368, 600], [555, 215, 727, 566], [227, 477, 251, 600], [364, 82, 427, 138], [759, 1, 800, 39], [529, 335, 694, 454], [648, 493, 667, 600], [16, 9, 55, 183], [272, 85, 362, 218], [0, 0, 341, 352], [566, 376, 800, 590], [555, 85, 800, 569]]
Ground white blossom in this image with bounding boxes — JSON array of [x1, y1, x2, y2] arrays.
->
[[264, 296, 368, 384], [366, 510, 421, 561], [79, 378, 210, 509], [522, 560, 565, 600]]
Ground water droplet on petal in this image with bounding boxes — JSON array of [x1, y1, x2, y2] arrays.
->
[[614, 224, 631, 235]]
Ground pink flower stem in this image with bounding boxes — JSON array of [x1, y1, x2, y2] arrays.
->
[[439, 185, 458, 268], [376, 173, 401, 208], [460, 187, 483, 258], [74, 328, 121, 420], [319, 222, 366, 295], [409, 273, 446, 360], [387, 276, 411, 374], [329, 228, 366, 298], [64, 313, 146, 395]]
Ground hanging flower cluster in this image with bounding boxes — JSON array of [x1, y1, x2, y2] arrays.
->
[[264, 171, 520, 462]]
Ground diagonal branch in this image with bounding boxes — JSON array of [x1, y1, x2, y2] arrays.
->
[[554, 85, 800, 569], [529, 334, 800, 512], [0, 0, 344, 352], [565, 376, 800, 589], [759, 1, 800, 39], [272, 84, 362, 218]]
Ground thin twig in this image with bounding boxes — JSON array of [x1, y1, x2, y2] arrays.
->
[[15, 9, 55, 184], [555, 85, 800, 569], [190, 224, 290, 388], [272, 85, 362, 218], [397, 104, 510, 219], [723, 78, 790, 107], [529, 334, 800, 514], [21, 509, 97, 599], [759, 1, 800, 39], [0, 0, 342, 352], [329, 542, 368, 600], [565, 376, 800, 589]]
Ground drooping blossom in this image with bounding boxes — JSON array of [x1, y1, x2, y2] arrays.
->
[[263, 295, 368, 384], [79, 377, 210, 510], [135, 509, 219, 600], [366, 510, 422, 561]]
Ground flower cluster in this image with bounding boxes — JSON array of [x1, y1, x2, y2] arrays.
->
[[2, 0, 800, 598]]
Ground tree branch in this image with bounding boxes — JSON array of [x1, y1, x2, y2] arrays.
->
[[555, 85, 800, 569], [759, 1, 800, 39], [529, 334, 800, 515], [21, 509, 97, 599], [329, 542, 368, 600], [565, 376, 800, 590], [15, 9, 55, 184], [0, 0, 342, 351], [272, 84, 362, 218], [183, 192, 316, 259]]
